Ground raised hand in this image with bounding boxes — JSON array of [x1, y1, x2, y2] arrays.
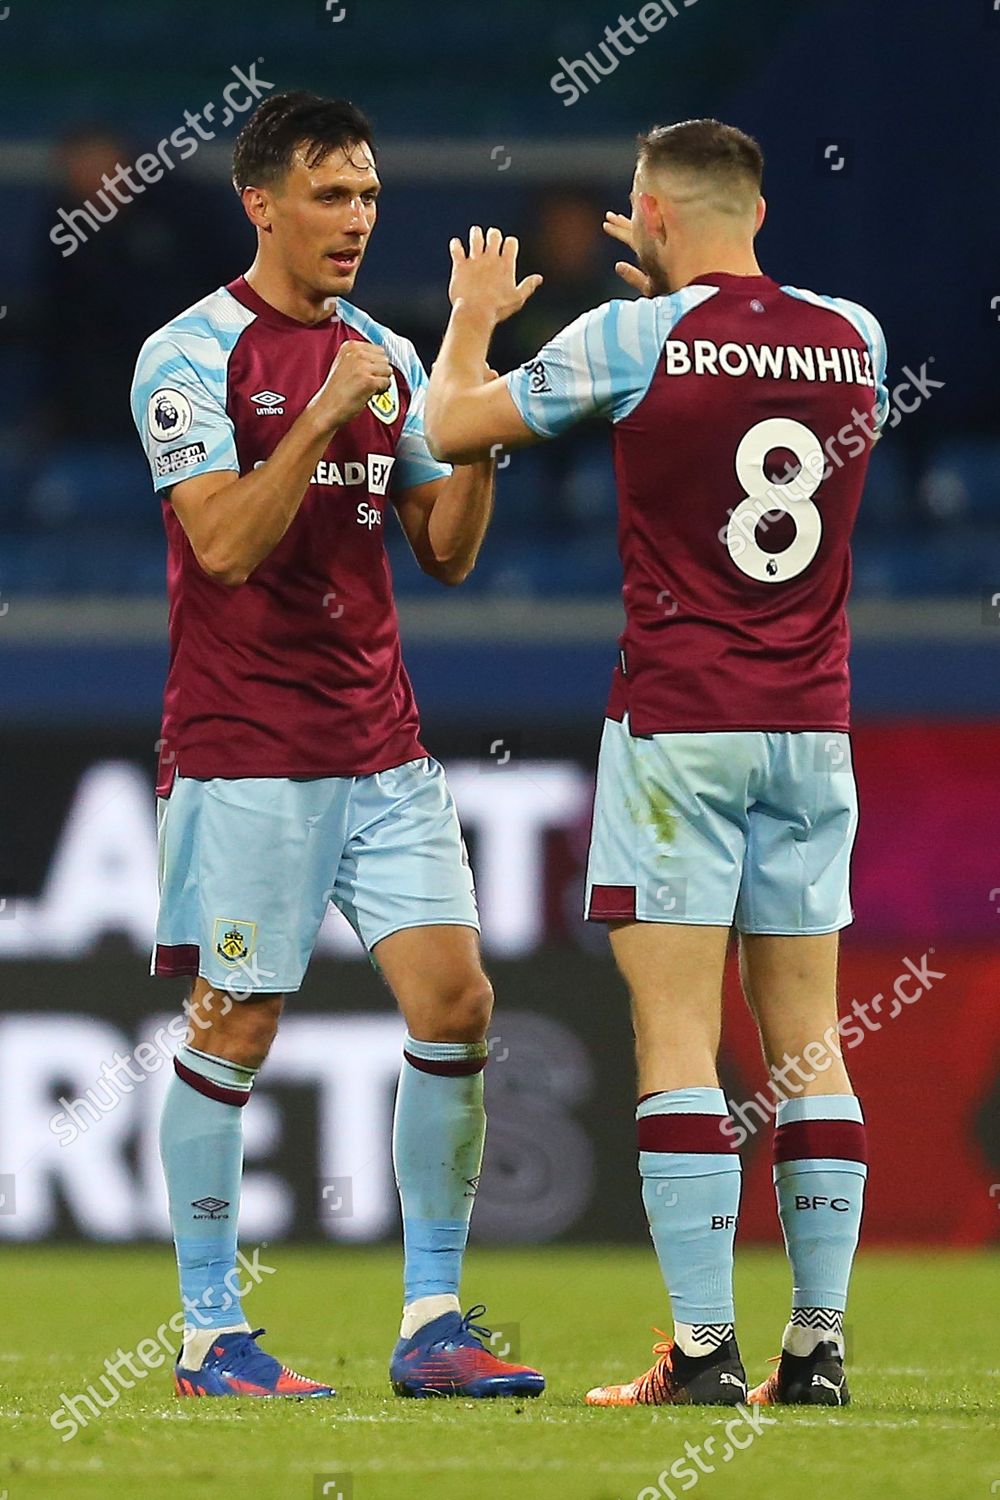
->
[[448, 226, 543, 325], [603, 210, 654, 298]]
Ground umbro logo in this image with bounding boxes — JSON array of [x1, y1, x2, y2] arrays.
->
[[191, 1196, 230, 1220], [250, 389, 286, 415]]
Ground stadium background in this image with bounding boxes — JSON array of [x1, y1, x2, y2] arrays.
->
[[0, 0, 998, 1258]]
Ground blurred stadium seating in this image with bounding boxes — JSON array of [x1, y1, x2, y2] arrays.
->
[[0, 434, 998, 601], [0, 0, 995, 603]]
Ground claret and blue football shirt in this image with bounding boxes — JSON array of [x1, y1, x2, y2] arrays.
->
[[132, 277, 451, 794]]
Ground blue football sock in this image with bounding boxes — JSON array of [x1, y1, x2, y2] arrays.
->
[[638, 1087, 742, 1356], [773, 1094, 868, 1354], [160, 1043, 258, 1336], [393, 1034, 488, 1307]]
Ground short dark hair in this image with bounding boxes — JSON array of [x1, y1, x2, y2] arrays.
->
[[232, 91, 375, 192], [637, 119, 763, 196]]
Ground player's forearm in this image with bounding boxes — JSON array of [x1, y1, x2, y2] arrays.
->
[[193, 407, 335, 586], [426, 301, 497, 462], [424, 458, 496, 585]]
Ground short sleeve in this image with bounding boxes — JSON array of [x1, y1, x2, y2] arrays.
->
[[131, 334, 239, 493], [836, 297, 890, 433], [504, 291, 716, 439], [867, 317, 890, 434], [781, 287, 890, 436], [393, 352, 452, 493]]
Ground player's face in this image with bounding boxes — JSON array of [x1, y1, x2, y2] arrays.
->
[[269, 141, 380, 301]]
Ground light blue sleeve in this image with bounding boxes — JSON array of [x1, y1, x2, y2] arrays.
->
[[393, 351, 453, 492], [847, 302, 890, 433], [131, 325, 240, 493], [781, 286, 890, 433], [504, 288, 719, 438], [827, 295, 889, 433]]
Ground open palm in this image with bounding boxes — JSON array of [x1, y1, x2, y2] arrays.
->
[[448, 226, 543, 324]]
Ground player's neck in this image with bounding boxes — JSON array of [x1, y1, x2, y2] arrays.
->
[[667, 246, 763, 293], [243, 257, 338, 327]]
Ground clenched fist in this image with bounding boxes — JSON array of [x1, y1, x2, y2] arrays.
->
[[313, 339, 393, 431]]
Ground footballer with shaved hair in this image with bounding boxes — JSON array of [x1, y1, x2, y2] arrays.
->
[[131, 92, 544, 1402], [426, 119, 888, 1409]]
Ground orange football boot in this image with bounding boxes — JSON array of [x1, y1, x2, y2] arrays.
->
[[587, 1332, 747, 1407]]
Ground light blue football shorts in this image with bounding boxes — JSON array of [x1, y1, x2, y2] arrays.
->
[[584, 717, 858, 934], [154, 757, 480, 995]]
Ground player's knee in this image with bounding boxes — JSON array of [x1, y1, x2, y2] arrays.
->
[[231, 997, 284, 1066], [427, 971, 494, 1042], [187, 988, 284, 1068]]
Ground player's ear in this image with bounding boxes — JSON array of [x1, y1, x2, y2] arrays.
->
[[754, 196, 767, 235], [241, 185, 272, 234], [638, 191, 665, 242]]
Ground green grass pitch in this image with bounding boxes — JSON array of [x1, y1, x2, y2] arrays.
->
[[3, 1246, 998, 1500]]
